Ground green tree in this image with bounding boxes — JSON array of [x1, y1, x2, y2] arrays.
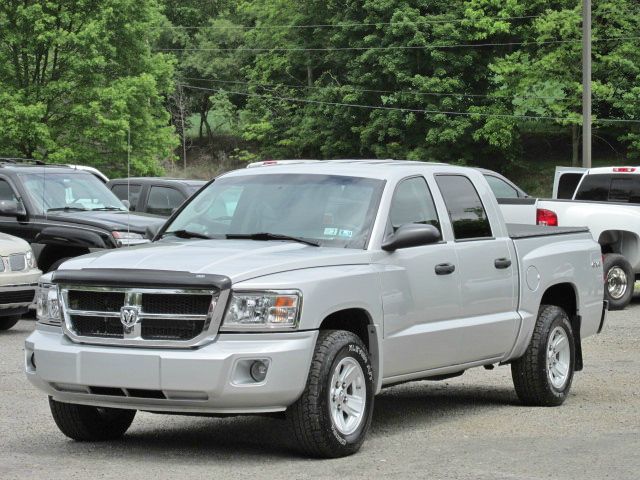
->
[[472, 0, 640, 166], [0, 0, 177, 175]]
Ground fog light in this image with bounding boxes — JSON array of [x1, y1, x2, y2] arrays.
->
[[250, 360, 268, 382]]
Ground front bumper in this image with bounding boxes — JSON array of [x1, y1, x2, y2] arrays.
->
[[25, 325, 317, 414]]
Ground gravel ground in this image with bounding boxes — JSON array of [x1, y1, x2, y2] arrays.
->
[[1, 302, 639, 480]]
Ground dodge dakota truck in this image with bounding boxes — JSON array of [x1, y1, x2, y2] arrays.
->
[[25, 160, 606, 458], [500, 166, 640, 310]]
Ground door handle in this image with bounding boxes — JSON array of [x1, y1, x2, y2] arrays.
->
[[435, 263, 456, 275], [494, 258, 512, 269]]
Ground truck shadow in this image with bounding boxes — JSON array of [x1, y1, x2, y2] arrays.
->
[[9, 382, 517, 461], [69, 383, 516, 460]]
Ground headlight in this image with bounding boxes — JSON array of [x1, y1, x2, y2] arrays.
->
[[112, 231, 147, 247], [221, 291, 301, 331], [25, 249, 36, 269], [36, 283, 62, 326]]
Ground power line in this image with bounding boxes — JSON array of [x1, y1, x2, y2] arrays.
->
[[181, 76, 568, 101], [157, 35, 640, 53], [177, 83, 640, 124], [162, 14, 541, 31], [177, 83, 575, 121]]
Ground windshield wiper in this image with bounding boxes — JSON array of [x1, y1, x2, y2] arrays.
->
[[162, 229, 212, 240], [91, 206, 125, 211], [46, 206, 88, 212], [226, 232, 320, 247]]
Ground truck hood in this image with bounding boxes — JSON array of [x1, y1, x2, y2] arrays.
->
[[46, 210, 164, 233], [59, 239, 373, 283], [0, 232, 31, 255]]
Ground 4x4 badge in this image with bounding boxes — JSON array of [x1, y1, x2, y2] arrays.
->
[[120, 306, 140, 328]]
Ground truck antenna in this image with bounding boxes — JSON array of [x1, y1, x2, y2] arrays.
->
[[127, 125, 131, 240]]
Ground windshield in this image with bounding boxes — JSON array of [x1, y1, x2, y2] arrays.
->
[[164, 173, 385, 249], [19, 172, 127, 213]]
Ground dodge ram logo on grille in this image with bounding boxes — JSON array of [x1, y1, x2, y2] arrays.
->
[[120, 306, 140, 328]]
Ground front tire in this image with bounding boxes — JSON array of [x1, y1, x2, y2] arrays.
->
[[511, 305, 575, 406], [603, 253, 634, 310], [0, 315, 20, 331], [288, 330, 374, 458], [49, 397, 136, 441]]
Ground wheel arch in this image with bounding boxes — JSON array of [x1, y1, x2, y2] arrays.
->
[[539, 282, 583, 371], [598, 229, 639, 267], [318, 308, 383, 394]]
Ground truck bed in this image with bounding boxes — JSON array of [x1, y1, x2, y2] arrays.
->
[[507, 224, 589, 239]]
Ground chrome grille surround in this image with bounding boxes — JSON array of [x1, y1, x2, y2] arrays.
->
[[58, 285, 229, 348]]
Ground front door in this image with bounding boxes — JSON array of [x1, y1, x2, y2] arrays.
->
[[381, 176, 462, 377]]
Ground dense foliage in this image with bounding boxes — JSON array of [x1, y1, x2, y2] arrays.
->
[[0, 0, 176, 175], [1, 1, 638, 175], [164, 0, 640, 170]]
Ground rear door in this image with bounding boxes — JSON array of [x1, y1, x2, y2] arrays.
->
[[434, 174, 520, 362]]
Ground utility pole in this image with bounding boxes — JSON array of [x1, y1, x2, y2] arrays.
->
[[582, 0, 592, 168]]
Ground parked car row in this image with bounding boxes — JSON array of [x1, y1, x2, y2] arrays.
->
[[0, 159, 205, 330]]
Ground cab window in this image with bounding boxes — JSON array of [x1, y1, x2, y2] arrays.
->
[[146, 186, 186, 216], [389, 177, 440, 234], [436, 175, 492, 240]]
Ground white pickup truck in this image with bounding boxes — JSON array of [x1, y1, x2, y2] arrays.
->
[[501, 166, 640, 310], [26, 161, 605, 458]]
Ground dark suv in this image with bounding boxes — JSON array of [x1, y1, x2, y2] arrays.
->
[[0, 161, 164, 271], [107, 177, 207, 217]]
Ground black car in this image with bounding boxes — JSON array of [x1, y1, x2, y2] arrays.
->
[[0, 162, 164, 271], [107, 177, 207, 217]]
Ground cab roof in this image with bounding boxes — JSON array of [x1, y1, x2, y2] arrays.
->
[[234, 159, 466, 181]]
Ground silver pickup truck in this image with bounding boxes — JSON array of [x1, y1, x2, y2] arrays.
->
[[25, 161, 606, 458]]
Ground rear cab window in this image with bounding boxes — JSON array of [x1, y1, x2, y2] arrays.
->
[[575, 174, 640, 203], [435, 175, 493, 240], [484, 175, 520, 199]]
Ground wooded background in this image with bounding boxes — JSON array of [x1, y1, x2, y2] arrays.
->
[[1, 0, 639, 194]]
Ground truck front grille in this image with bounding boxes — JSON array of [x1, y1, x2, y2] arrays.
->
[[68, 291, 125, 312], [60, 286, 221, 346], [141, 293, 212, 315], [9, 254, 26, 271], [72, 315, 124, 338], [0, 289, 35, 305]]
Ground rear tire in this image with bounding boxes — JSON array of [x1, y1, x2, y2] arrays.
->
[[287, 330, 374, 458], [0, 315, 20, 331], [603, 253, 634, 310], [49, 397, 136, 441], [511, 305, 575, 406]]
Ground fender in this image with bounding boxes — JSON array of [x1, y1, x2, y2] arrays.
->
[[35, 226, 113, 249]]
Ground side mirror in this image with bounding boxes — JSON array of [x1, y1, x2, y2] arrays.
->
[[381, 223, 441, 251], [145, 222, 162, 241], [122, 200, 131, 210], [0, 200, 24, 217]]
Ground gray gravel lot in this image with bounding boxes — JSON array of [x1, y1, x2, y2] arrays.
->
[[1, 302, 639, 480]]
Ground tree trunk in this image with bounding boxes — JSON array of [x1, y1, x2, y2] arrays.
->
[[572, 124, 580, 167]]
